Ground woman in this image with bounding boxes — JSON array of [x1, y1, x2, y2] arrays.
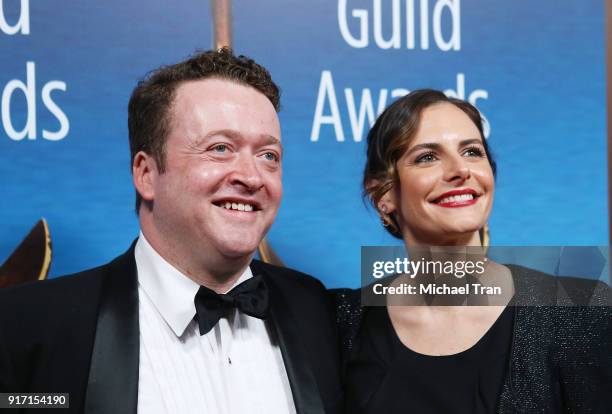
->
[[337, 89, 612, 413]]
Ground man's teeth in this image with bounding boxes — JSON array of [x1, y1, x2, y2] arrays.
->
[[222, 202, 254, 212], [438, 194, 475, 204]]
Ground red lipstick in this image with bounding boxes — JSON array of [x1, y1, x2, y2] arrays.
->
[[432, 189, 479, 208]]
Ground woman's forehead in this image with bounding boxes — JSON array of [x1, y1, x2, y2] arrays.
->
[[410, 103, 482, 145]]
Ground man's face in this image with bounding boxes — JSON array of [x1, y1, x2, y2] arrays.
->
[[149, 78, 282, 261]]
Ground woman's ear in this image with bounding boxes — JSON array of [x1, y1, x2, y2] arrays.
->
[[366, 179, 401, 235], [365, 178, 397, 216], [378, 190, 397, 216]]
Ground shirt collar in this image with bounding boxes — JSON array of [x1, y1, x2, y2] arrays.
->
[[135, 232, 253, 337]]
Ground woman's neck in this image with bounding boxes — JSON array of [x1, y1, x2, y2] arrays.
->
[[403, 230, 483, 249]]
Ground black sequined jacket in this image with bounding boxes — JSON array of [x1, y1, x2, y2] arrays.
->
[[332, 265, 612, 413]]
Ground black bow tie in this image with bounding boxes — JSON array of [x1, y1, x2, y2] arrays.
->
[[194, 274, 269, 335]]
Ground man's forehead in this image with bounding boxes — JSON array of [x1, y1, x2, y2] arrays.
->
[[176, 76, 226, 92], [168, 78, 280, 143], [172, 78, 224, 107], [173, 78, 262, 103], [172, 78, 277, 117]]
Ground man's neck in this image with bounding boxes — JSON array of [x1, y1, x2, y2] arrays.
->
[[139, 229, 252, 294], [189, 254, 253, 293]]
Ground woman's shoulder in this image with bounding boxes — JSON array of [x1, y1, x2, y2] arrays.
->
[[508, 264, 612, 358], [507, 263, 612, 307]]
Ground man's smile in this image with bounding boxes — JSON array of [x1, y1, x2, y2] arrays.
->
[[212, 198, 262, 213]]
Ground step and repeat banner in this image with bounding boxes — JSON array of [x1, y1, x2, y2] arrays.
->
[[0, 0, 607, 287]]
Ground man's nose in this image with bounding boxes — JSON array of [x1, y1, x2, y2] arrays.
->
[[443, 155, 470, 183], [229, 154, 264, 192]]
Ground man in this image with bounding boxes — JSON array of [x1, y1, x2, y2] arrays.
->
[[0, 49, 343, 414]]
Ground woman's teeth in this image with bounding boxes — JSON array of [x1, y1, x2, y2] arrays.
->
[[437, 194, 474, 204]]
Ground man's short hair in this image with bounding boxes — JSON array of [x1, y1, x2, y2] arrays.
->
[[128, 48, 281, 213]]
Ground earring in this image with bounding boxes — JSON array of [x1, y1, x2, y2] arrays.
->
[[379, 204, 390, 226]]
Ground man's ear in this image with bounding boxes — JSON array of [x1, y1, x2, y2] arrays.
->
[[132, 151, 158, 203]]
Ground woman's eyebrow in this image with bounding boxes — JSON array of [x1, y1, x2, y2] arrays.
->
[[459, 138, 484, 146], [405, 142, 440, 156], [406, 138, 483, 156]]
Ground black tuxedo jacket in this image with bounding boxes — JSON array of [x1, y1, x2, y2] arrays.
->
[[0, 244, 343, 413]]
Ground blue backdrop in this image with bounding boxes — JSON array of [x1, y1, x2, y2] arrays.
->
[[0, 0, 607, 287]]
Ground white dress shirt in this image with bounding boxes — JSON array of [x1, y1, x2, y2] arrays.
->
[[135, 233, 296, 414]]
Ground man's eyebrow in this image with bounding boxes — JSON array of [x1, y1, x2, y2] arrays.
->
[[405, 138, 483, 156], [196, 129, 281, 146], [196, 129, 241, 144], [260, 135, 281, 146]]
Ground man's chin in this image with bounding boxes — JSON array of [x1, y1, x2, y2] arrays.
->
[[209, 225, 271, 260], [216, 240, 261, 261]]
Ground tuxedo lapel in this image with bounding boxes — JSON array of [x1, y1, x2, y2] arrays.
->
[[255, 265, 326, 414], [85, 244, 140, 414]]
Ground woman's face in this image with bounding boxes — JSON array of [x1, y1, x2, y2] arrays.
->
[[384, 102, 494, 246]]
